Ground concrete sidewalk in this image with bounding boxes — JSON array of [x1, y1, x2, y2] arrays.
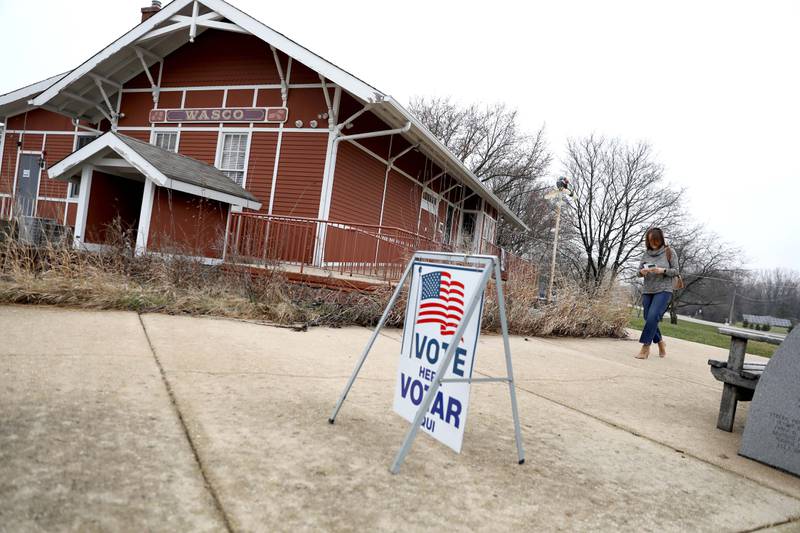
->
[[1, 305, 799, 532]]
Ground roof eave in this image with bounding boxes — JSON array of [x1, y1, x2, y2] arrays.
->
[[31, 0, 194, 108], [0, 72, 70, 119]]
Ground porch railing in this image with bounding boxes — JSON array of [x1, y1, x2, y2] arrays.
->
[[226, 212, 538, 284]]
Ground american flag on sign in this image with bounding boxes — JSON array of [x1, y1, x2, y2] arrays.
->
[[416, 271, 465, 336]]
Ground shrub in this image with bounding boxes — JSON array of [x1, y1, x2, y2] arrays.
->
[[764, 324, 772, 332], [0, 221, 629, 338], [742, 319, 749, 328]]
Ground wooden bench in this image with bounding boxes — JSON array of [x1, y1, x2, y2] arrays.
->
[[708, 327, 784, 432]]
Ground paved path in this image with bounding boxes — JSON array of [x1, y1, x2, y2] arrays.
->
[[633, 307, 787, 338], [1, 305, 799, 532]]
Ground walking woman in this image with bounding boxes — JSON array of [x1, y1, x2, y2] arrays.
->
[[636, 227, 680, 359]]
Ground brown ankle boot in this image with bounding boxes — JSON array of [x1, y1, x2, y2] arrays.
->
[[635, 345, 650, 359]]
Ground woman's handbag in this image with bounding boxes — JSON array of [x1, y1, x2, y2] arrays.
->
[[666, 247, 685, 290]]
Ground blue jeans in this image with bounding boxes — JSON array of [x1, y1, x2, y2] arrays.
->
[[639, 292, 671, 345]]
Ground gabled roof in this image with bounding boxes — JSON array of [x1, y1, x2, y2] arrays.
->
[[0, 72, 69, 119], [31, 0, 384, 112], [28, 0, 527, 230], [48, 132, 261, 210]]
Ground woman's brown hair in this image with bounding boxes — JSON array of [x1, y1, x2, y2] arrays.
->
[[645, 227, 666, 250]]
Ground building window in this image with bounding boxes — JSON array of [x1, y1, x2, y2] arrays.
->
[[75, 135, 97, 150], [482, 215, 497, 245], [218, 133, 248, 186], [69, 178, 81, 199], [421, 189, 439, 214], [153, 131, 178, 152], [443, 204, 456, 244], [459, 211, 478, 251]]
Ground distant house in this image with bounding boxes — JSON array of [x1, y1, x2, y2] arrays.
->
[[0, 0, 531, 280]]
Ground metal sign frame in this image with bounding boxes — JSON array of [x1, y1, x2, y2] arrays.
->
[[329, 251, 525, 474]]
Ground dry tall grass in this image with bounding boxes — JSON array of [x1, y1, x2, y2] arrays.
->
[[0, 221, 628, 338]]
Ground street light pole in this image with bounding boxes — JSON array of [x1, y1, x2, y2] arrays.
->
[[547, 190, 563, 303], [546, 176, 572, 303]]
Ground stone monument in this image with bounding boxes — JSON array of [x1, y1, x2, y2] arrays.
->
[[740, 328, 800, 477]]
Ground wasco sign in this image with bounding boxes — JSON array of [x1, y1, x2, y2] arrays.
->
[[148, 107, 288, 123]]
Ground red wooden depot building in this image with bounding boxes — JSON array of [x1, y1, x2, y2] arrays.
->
[[0, 0, 532, 281]]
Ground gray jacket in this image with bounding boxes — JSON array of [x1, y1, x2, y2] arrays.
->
[[638, 246, 680, 294]]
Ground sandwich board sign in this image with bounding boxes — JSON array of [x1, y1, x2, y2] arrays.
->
[[393, 262, 485, 453], [329, 251, 525, 474]]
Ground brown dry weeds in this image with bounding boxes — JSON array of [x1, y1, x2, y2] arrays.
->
[[0, 225, 628, 338]]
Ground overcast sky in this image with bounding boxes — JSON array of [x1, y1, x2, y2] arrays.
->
[[1, 0, 797, 270]]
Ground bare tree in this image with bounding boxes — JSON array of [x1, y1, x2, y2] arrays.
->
[[409, 97, 552, 256], [737, 269, 800, 323], [665, 224, 742, 323], [562, 135, 683, 286]]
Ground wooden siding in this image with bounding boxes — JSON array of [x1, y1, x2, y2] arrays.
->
[[226, 89, 255, 107], [329, 141, 384, 225], [148, 186, 228, 259], [35, 199, 66, 223], [21, 134, 44, 152], [40, 135, 72, 198], [120, 130, 151, 142], [255, 88, 283, 109], [381, 169, 421, 232], [65, 202, 77, 226], [119, 91, 156, 127], [184, 90, 224, 108], [6, 108, 74, 131], [177, 131, 218, 165], [156, 30, 284, 87], [245, 132, 279, 212], [286, 88, 329, 130], [156, 91, 183, 109], [270, 132, 327, 218], [0, 131, 20, 194]]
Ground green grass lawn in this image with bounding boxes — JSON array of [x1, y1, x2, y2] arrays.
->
[[629, 311, 778, 358]]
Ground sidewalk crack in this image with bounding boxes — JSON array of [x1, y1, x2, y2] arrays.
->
[[137, 314, 235, 533]]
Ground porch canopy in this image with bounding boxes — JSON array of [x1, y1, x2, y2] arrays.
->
[[48, 132, 260, 255]]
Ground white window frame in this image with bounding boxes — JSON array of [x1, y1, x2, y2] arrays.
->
[[215, 130, 251, 188], [481, 213, 497, 244], [151, 129, 180, 153], [68, 178, 81, 199], [74, 134, 98, 151], [458, 209, 480, 252], [442, 202, 457, 245], [421, 188, 439, 214]]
